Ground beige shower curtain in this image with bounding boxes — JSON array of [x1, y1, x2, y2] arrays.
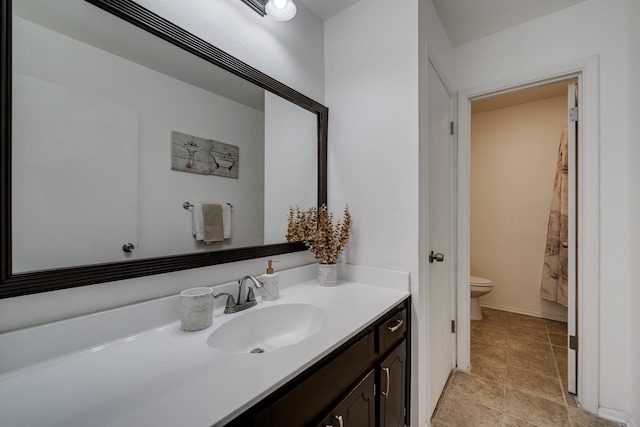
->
[[541, 129, 569, 306]]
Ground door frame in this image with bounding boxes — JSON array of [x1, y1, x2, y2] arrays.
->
[[455, 56, 600, 413]]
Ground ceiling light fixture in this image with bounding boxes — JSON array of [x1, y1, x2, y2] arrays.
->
[[240, 0, 297, 22], [265, 0, 297, 21]]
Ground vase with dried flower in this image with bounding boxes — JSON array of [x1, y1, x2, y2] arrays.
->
[[286, 204, 351, 287]]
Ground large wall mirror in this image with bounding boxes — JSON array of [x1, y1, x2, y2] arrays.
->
[[0, 0, 328, 298]]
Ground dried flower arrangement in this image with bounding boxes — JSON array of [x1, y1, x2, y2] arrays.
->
[[286, 204, 352, 265]]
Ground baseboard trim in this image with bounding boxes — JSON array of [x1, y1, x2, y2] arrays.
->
[[598, 407, 637, 426], [479, 302, 568, 322]]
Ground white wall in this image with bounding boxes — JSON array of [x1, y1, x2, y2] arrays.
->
[[325, 0, 419, 274], [263, 92, 317, 244], [0, 0, 323, 332], [627, 0, 640, 425], [471, 96, 568, 321], [453, 0, 631, 416]]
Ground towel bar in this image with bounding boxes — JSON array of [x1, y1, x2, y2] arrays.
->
[[183, 202, 233, 210]]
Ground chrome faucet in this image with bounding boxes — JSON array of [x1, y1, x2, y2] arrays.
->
[[214, 275, 263, 314], [239, 275, 264, 303]]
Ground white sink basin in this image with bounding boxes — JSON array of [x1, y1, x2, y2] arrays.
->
[[207, 303, 327, 354]]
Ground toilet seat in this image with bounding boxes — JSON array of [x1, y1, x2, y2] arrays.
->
[[470, 275, 493, 320], [470, 275, 492, 287]]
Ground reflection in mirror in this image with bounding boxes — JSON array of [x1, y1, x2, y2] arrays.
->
[[10, 0, 318, 273], [264, 92, 317, 244], [1, 0, 327, 297]]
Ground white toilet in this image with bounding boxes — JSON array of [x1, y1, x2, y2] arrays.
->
[[470, 275, 493, 320]]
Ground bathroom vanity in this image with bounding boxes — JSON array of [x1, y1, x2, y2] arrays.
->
[[0, 265, 410, 427], [227, 298, 410, 427]]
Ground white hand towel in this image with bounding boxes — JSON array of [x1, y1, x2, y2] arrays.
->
[[192, 203, 204, 241], [222, 204, 232, 239]]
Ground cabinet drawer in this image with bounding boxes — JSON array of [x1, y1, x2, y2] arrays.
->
[[377, 308, 406, 356]]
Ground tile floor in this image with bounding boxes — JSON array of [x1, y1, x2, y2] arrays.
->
[[431, 307, 624, 427]]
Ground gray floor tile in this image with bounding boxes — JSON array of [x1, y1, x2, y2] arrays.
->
[[548, 332, 567, 347], [545, 319, 568, 335], [504, 387, 570, 427], [433, 391, 504, 427], [431, 309, 618, 427], [447, 371, 505, 411], [507, 346, 557, 376], [506, 365, 564, 403]]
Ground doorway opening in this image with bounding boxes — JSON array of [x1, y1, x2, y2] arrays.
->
[[455, 56, 601, 413], [468, 78, 578, 398]]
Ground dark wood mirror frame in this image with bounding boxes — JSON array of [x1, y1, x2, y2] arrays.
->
[[0, 0, 328, 299]]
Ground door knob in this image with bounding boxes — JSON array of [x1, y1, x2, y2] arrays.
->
[[122, 243, 135, 253], [429, 251, 444, 263]]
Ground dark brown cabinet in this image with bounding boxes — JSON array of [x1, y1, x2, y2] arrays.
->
[[225, 298, 410, 427]]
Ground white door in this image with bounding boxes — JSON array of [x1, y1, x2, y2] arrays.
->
[[567, 82, 578, 394], [427, 60, 456, 417]]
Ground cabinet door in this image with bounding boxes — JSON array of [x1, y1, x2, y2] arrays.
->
[[317, 370, 376, 427], [379, 340, 407, 427], [271, 333, 374, 427]]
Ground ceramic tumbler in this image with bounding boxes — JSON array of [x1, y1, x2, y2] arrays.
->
[[180, 287, 213, 331]]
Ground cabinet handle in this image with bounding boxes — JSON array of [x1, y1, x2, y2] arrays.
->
[[387, 319, 403, 333], [335, 414, 344, 427], [382, 367, 390, 397]]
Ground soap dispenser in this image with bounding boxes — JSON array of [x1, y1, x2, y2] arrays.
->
[[261, 259, 279, 301]]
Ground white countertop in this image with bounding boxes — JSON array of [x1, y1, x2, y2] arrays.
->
[[0, 270, 409, 426]]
